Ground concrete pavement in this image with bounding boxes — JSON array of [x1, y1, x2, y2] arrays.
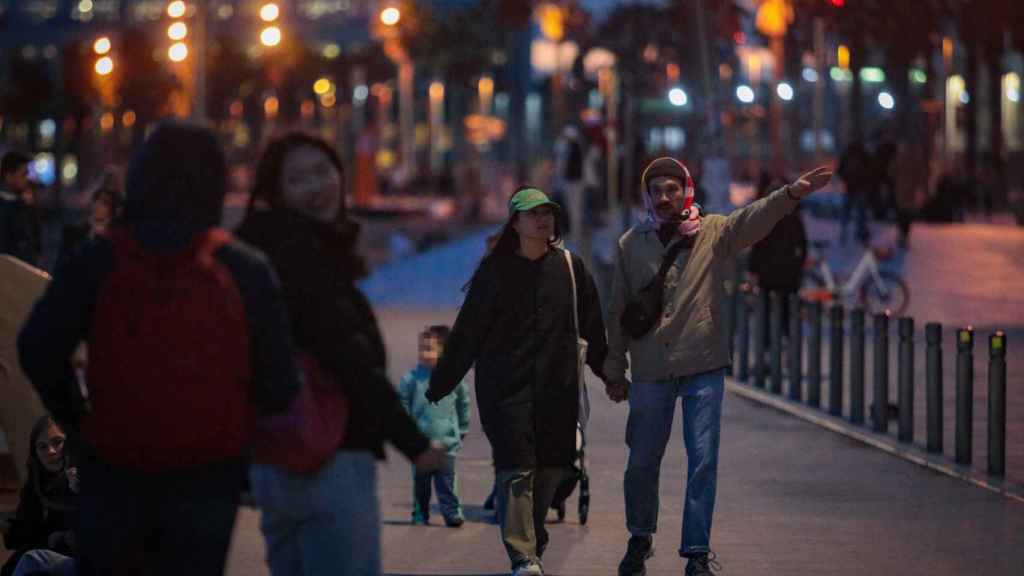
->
[[220, 305, 1024, 575]]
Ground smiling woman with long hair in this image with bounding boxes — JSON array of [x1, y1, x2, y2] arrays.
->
[[1, 415, 78, 576], [426, 186, 609, 576]]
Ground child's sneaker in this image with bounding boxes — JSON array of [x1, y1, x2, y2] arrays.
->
[[444, 516, 464, 527], [411, 514, 429, 526], [511, 560, 543, 576]]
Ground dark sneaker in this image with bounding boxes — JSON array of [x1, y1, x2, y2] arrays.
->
[[444, 516, 465, 528], [618, 535, 654, 576], [483, 490, 496, 510], [411, 514, 429, 526], [684, 551, 722, 576]]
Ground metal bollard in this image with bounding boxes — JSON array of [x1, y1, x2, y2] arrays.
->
[[925, 323, 943, 454], [788, 294, 803, 401], [752, 291, 767, 389], [898, 317, 914, 444], [850, 309, 866, 425], [829, 305, 844, 416], [872, 312, 890, 433], [770, 292, 784, 394], [737, 287, 750, 382], [808, 301, 823, 408], [988, 332, 1006, 476], [955, 327, 974, 466]]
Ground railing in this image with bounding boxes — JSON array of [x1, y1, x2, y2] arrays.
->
[[729, 282, 1009, 480]]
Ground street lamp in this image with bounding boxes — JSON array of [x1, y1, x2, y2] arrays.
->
[[380, 6, 400, 26], [259, 2, 282, 47], [669, 87, 689, 107]]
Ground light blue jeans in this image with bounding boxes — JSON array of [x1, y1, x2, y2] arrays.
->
[[412, 455, 462, 522], [624, 369, 725, 557], [13, 549, 76, 576], [249, 451, 380, 576]]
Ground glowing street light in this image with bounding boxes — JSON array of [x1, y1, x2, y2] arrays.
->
[[736, 84, 755, 104], [166, 0, 186, 18], [259, 3, 279, 22], [668, 87, 688, 107], [167, 21, 188, 41], [260, 26, 282, 47], [93, 36, 111, 55], [776, 82, 794, 101], [94, 56, 114, 75], [168, 42, 188, 62], [878, 91, 895, 110], [380, 6, 401, 26], [313, 77, 333, 96]]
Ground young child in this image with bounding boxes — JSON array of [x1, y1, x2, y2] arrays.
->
[[399, 325, 471, 527]]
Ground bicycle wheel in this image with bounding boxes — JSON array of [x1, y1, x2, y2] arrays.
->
[[861, 270, 909, 316]]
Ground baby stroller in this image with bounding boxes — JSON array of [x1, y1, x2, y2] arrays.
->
[[550, 424, 589, 524]]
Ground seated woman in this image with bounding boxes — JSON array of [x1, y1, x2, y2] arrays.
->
[[1, 416, 77, 576]]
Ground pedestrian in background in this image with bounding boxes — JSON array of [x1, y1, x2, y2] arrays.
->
[[427, 186, 609, 576], [607, 158, 832, 576], [399, 324, 471, 527]]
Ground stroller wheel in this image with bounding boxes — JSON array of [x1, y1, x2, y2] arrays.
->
[[578, 474, 590, 525], [578, 503, 589, 525], [556, 501, 566, 522]]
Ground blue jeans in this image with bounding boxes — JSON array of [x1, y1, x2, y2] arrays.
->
[[413, 455, 463, 522], [624, 369, 725, 557], [12, 549, 76, 576], [249, 450, 380, 576]]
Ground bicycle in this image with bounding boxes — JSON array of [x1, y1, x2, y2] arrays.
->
[[800, 240, 910, 315]]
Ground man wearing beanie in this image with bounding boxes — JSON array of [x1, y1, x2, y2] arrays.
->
[[606, 158, 832, 576]]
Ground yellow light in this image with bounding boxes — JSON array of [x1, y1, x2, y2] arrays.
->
[[168, 42, 188, 62], [100, 112, 115, 132], [837, 45, 850, 70], [313, 78, 333, 95], [167, 21, 188, 41], [478, 76, 494, 98], [537, 4, 564, 42], [322, 44, 341, 59], [122, 110, 136, 127], [264, 96, 280, 118], [94, 56, 114, 75], [380, 7, 401, 26], [429, 81, 445, 101], [260, 26, 282, 47], [320, 93, 336, 108], [93, 36, 111, 55], [259, 3, 279, 22], [167, 1, 186, 19], [78, 0, 94, 12]]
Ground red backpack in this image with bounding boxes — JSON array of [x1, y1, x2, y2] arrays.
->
[[83, 227, 253, 472]]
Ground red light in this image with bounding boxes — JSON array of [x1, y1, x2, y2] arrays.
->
[[830, 0, 845, 6]]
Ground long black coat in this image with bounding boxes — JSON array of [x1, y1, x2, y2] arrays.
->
[[428, 248, 607, 470], [237, 210, 429, 461]]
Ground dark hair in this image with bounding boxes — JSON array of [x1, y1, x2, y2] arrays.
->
[[1, 150, 32, 179], [248, 131, 346, 219], [91, 171, 123, 215], [123, 121, 227, 227], [26, 415, 75, 512], [423, 324, 451, 345], [463, 185, 562, 292]]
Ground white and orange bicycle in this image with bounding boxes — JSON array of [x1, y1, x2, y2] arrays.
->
[[801, 240, 910, 315]]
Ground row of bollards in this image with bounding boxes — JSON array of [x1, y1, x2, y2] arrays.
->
[[732, 285, 1009, 478]]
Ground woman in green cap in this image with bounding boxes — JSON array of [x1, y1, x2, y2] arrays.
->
[[427, 186, 610, 576]]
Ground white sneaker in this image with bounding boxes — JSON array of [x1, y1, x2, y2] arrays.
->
[[512, 560, 544, 576]]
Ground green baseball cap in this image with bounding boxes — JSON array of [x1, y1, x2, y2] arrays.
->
[[508, 187, 560, 215]]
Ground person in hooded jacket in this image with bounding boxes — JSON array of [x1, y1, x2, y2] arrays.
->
[[17, 121, 300, 576], [1, 415, 78, 576], [237, 131, 445, 576], [426, 186, 609, 576]]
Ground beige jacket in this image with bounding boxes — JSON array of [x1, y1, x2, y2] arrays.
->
[[604, 187, 800, 383]]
